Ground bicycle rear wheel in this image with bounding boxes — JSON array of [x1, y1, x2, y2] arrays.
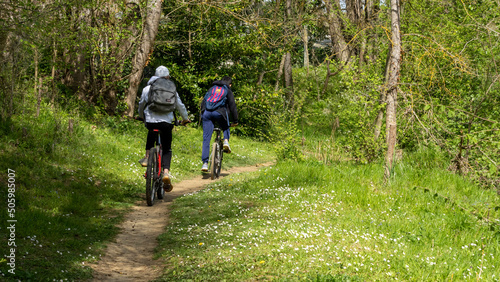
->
[[210, 142, 219, 180], [215, 143, 223, 178], [146, 147, 159, 206]]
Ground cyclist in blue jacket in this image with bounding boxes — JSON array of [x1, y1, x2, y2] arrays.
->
[[200, 76, 238, 172]]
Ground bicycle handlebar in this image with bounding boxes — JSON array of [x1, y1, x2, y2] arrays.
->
[[175, 120, 191, 126], [134, 116, 191, 127]]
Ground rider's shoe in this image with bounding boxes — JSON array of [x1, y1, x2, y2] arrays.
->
[[138, 157, 148, 167], [162, 173, 173, 192], [201, 162, 208, 172], [223, 140, 231, 153]]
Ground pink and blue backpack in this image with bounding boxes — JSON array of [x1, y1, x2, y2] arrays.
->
[[204, 85, 228, 111]]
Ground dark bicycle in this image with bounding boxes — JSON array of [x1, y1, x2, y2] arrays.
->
[[209, 128, 224, 180], [144, 129, 170, 206]]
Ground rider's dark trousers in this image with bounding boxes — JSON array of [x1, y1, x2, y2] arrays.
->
[[146, 122, 174, 170]]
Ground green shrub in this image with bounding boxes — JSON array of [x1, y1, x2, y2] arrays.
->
[[294, 62, 386, 163]]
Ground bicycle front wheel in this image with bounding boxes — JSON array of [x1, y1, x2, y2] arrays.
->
[[210, 142, 219, 180], [146, 147, 159, 206]]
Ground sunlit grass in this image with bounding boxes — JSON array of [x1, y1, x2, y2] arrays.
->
[[157, 159, 500, 281]]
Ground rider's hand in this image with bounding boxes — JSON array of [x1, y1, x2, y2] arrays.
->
[[181, 120, 191, 126]]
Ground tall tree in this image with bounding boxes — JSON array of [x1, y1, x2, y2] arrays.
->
[[302, 24, 310, 70], [384, 0, 401, 181], [125, 0, 163, 117], [359, 0, 379, 66], [284, 0, 294, 108], [373, 48, 391, 141], [274, 0, 295, 109], [324, 0, 350, 63]]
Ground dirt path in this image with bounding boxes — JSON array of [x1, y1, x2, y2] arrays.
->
[[90, 163, 272, 282]]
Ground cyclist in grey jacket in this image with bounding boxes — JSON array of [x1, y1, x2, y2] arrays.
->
[[138, 66, 190, 190]]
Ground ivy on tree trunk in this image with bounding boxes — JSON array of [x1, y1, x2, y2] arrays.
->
[[125, 0, 162, 117]]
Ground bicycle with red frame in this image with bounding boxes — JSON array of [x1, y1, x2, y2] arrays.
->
[[144, 128, 167, 206]]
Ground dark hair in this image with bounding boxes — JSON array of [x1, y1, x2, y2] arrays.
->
[[222, 76, 232, 85]]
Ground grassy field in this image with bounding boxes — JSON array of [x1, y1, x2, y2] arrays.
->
[[0, 110, 274, 281], [1, 106, 499, 281], [156, 152, 500, 281]]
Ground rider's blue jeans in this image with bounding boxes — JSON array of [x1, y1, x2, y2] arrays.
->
[[202, 110, 230, 163]]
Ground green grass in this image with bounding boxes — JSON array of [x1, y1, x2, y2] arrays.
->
[[156, 157, 500, 281], [2, 101, 499, 281], [0, 106, 274, 281]]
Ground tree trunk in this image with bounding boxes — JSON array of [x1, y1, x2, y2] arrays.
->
[[36, 77, 42, 117], [283, 0, 294, 108], [346, 0, 362, 26], [103, 1, 141, 114], [0, 31, 12, 64], [359, 36, 367, 67], [124, 0, 162, 117], [385, 124, 397, 178], [373, 90, 386, 141], [322, 59, 332, 95], [51, 39, 57, 106], [59, 5, 91, 102], [373, 48, 392, 141], [284, 52, 294, 108], [359, 0, 375, 67], [325, 0, 350, 63], [275, 53, 286, 92], [322, 59, 345, 95], [284, 53, 293, 89], [35, 49, 39, 117], [384, 0, 402, 181], [303, 24, 309, 71], [188, 5, 193, 62], [74, 8, 91, 101]]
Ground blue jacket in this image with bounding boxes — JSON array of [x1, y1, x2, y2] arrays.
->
[[201, 80, 238, 124]]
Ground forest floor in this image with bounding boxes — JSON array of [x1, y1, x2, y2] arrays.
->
[[89, 162, 273, 282]]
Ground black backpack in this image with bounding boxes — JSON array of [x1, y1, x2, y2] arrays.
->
[[147, 78, 177, 113]]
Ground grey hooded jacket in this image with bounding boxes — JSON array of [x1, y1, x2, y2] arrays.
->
[[138, 76, 189, 123]]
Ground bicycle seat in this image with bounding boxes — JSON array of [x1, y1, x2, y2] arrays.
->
[[213, 128, 222, 132]]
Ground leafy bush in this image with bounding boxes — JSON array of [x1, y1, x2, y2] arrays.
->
[[294, 62, 386, 163], [235, 84, 276, 138], [268, 112, 304, 162]]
